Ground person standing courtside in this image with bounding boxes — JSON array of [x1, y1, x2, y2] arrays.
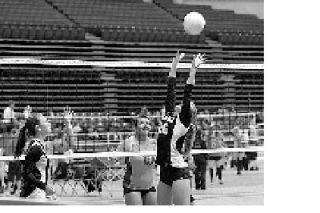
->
[[3, 100, 17, 133], [207, 131, 225, 184], [233, 127, 244, 175], [193, 130, 208, 190]]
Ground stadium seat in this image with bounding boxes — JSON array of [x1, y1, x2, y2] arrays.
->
[[35, 26, 45, 40], [2, 25, 11, 38], [44, 27, 53, 40], [27, 26, 36, 40]]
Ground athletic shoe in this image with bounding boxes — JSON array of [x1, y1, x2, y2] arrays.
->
[[10, 184, 17, 195], [190, 195, 195, 203]]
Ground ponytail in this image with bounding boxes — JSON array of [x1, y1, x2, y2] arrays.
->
[[15, 126, 26, 157], [183, 124, 196, 156], [14, 117, 39, 157]]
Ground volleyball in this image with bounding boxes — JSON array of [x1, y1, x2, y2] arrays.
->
[[183, 12, 206, 35]]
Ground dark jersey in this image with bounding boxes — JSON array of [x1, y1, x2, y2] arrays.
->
[[156, 77, 194, 168], [20, 139, 47, 197]]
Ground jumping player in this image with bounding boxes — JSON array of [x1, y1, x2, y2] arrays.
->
[[118, 108, 157, 205], [156, 51, 205, 205]]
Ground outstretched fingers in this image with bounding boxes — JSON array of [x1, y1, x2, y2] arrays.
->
[[193, 53, 207, 68], [172, 51, 185, 65]]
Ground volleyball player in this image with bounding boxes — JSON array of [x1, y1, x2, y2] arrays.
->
[[14, 114, 55, 198], [156, 51, 205, 205], [118, 108, 157, 205]]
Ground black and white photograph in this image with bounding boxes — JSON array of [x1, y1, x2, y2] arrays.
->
[[0, 0, 265, 206]]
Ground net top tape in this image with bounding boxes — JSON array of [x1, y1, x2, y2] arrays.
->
[[0, 58, 264, 70], [0, 147, 264, 161]]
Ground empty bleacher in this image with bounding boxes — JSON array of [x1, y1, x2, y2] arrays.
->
[[154, 0, 264, 33], [0, 0, 72, 26], [102, 67, 264, 113], [0, 0, 85, 40], [47, 0, 205, 43], [0, 66, 104, 113], [0, 0, 264, 114]]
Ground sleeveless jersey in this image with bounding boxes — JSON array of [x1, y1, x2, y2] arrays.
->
[[123, 136, 157, 189]]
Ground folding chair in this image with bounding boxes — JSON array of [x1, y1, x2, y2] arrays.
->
[[52, 161, 73, 196]]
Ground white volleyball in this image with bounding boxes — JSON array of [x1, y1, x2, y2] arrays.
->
[[183, 12, 206, 35]]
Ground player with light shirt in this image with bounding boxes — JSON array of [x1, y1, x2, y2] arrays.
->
[[118, 108, 157, 205]]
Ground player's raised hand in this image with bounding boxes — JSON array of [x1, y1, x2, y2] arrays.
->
[[188, 53, 206, 85], [63, 106, 73, 122], [170, 51, 185, 77], [192, 53, 206, 69]]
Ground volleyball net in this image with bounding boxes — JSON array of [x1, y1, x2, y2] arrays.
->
[[0, 60, 264, 201], [0, 113, 264, 199]]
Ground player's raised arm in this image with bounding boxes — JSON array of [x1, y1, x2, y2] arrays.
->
[[165, 51, 185, 115], [180, 53, 206, 127], [63, 106, 74, 136]]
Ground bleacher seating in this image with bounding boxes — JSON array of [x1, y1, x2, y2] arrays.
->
[[102, 67, 264, 113], [47, 0, 205, 43], [154, 0, 263, 33], [0, 66, 104, 113], [0, 0, 72, 26], [0, 25, 85, 40], [0, 0, 85, 40], [0, 0, 264, 115], [154, 0, 263, 45]]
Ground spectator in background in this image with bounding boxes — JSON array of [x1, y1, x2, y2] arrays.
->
[[0, 148, 5, 193], [52, 107, 77, 182], [241, 131, 250, 170], [232, 126, 245, 175], [193, 130, 208, 190], [3, 100, 16, 124], [3, 100, 17, 133], [207, 131, 225, 184], [23, 105, 32, 119]]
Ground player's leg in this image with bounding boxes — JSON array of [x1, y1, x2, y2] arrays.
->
[[157, 181, 173, 205], [189, 170, 195, 203], [172, 179, 191, 205], [216, 159, 223, 184], [207, 159, 214, 184], [142, 190, 157, 205], [200, 162, 207, 189], [194, 161, 201, 189], [209, 167, 214, 183], [125, 191, 143, 205]]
